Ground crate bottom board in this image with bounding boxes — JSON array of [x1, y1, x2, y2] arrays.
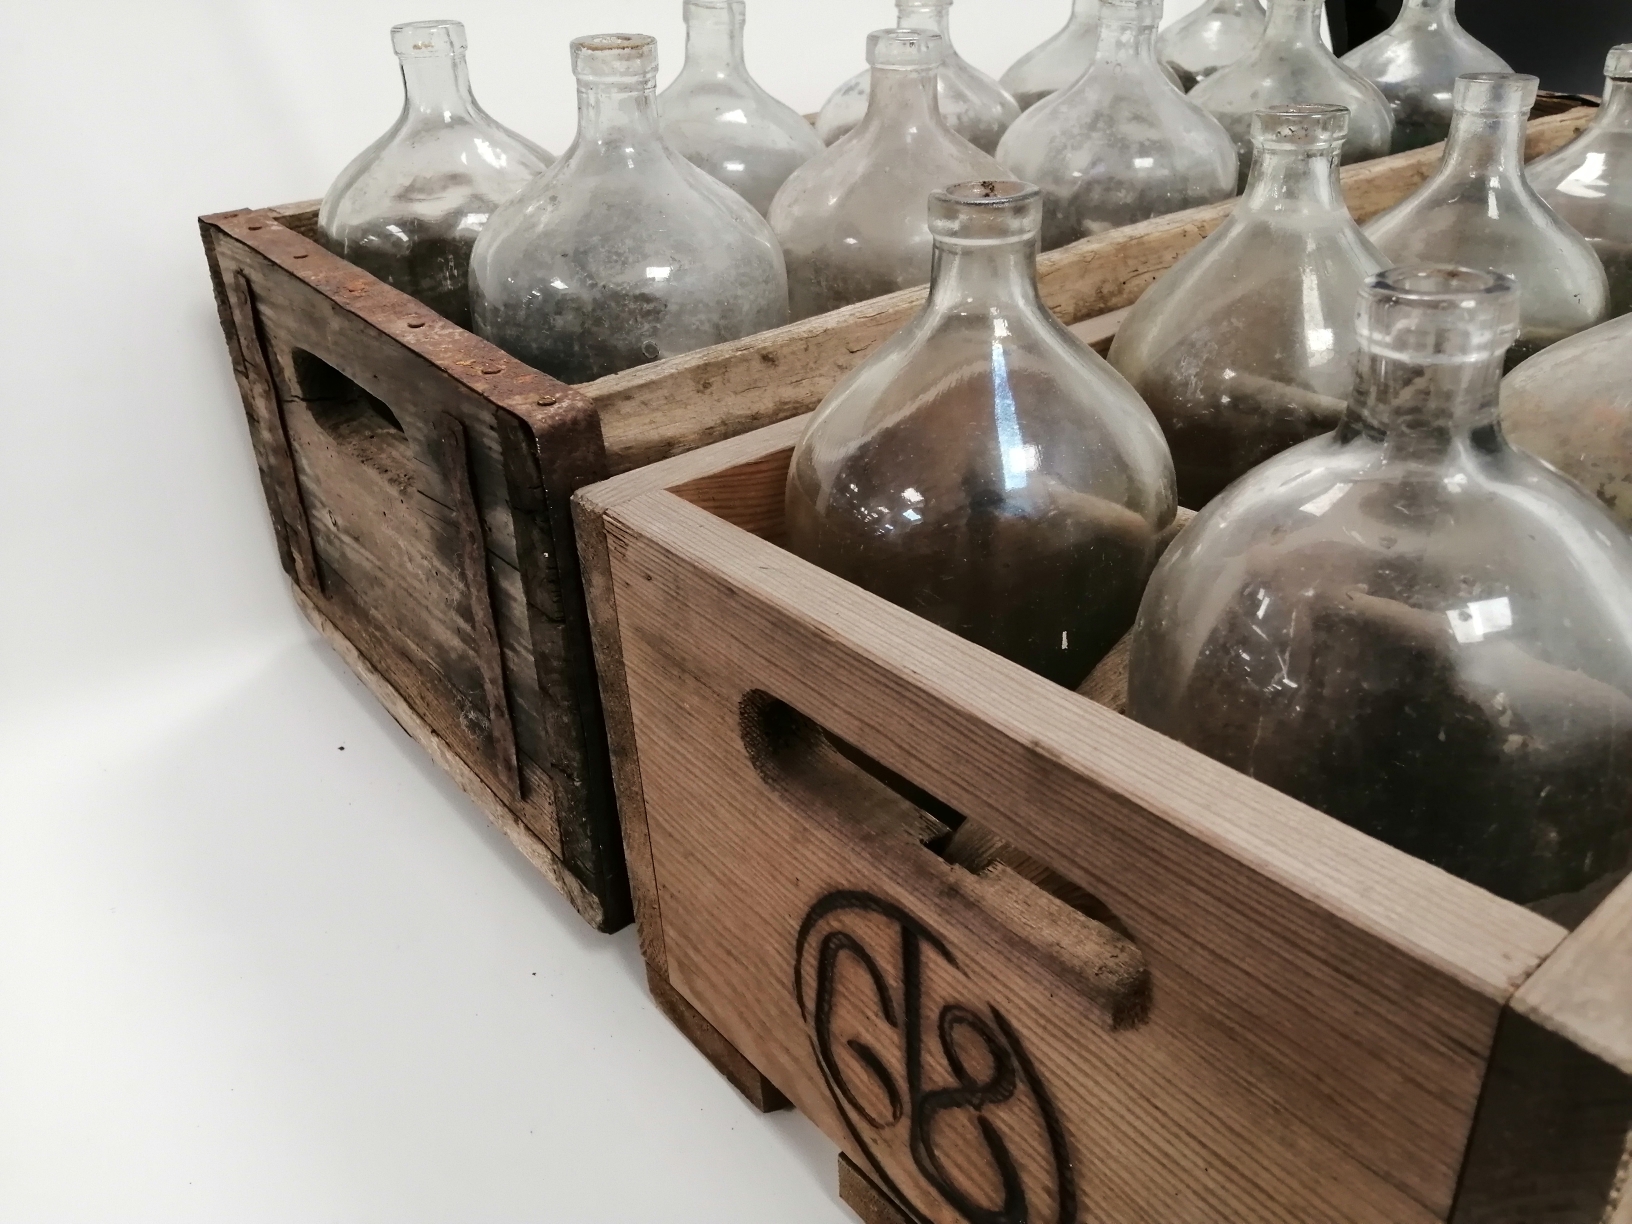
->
[[291, 584, 608, 927]]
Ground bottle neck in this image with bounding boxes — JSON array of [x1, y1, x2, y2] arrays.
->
[[898, 3, 953, 40], [1392, 0, 1455, 29], [1439, 106, 1528, 182], [862, 65, 946, 133], [399, 53, 478, 122], [1068, 0, 1100, 26], [1239, 142, 1347, 214], [1096, 13, 1159, 66], [682, 5, 748, 78], [1263, 0, 1324, 48], [1348, 347, 1505, 460], [576, 78, 664, 148], [924, 237, 1048, 324], [1595, 77, 1632, 132]]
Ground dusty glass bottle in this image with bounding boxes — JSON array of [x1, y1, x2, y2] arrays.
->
[[815, 0, 1020, 153], [656, 0, 823, 216], [770, 29, 1006, 321], [786, 181, 1177, 686], [470, 34, 787, 384], [1108, 105, 1385, 506], [1527, 45, 1632, 318], [1156, 0, 1266, 91], [997, 0, 1238, 251], [1128, 266, 1632, 917], [1502, 310, 1632, 531], [1001, 0, 1100, 111], [1366, 74, 1608, 369], [1340, 0, 1510, 152], [319, 21, 553, 329], [1191, 0, 1393, 186]]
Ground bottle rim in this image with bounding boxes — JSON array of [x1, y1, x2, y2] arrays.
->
[[571, 32, 660, 81], [1359, 265, 1521, 363], [391, 20, 467, 58], [1251, 102, 1349, 148], [928, 180, 1043, 243], [867, 27, 946, 68], [1453, 72, 1539, 115], [1606, 43, 1632, 81]]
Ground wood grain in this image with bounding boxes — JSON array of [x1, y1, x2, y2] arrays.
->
[[592, 455, 1568, 1223]]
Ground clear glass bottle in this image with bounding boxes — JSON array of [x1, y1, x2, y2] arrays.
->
[[815, 0, 1020, 153], [318, 21, 554, 329], [786, 181, 1177, 687], [1502, 310, 1632, 532], [1108, 105, 1385, 506], [1339, 0, 1510, 152], [470, 35, 787, 384], [1527, 45, 1632, 318], [1128, 266, 1632, 916], [1156, 0, 1266, 92], [656, 0, 824, 216], [770, 29, 1006, 321], [1190, 0, 1394, 187], [1000, 0, 1184, 111], [1365, 74, 1609, 369], [997, 0, 1238, 251]]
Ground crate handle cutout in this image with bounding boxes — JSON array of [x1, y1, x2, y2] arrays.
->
[[738, 689, 1151, 1033]]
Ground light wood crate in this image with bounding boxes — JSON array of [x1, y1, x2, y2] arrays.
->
[[575, 407, 1632, 1224], [200, 102, 1595, 934]]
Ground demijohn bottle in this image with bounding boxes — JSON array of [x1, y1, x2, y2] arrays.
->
[[786, 181, 1177, 687], [770, 29, 1005, 320], [815, 0, 1020, 153], [997, 0, 1238, 251], [656, 0, 823, 216], [319, 21, 553, 329], [1129, 265, 1632, 917], [1191, 0, 1393, 186], [1527, 45, 1632, 318], [1156, 0, 1266, 92], [1366, 74, 1608, 368], [1339, 0, 1510, 152], [470, 34, 788, 383], [1502, 310, 1632, 531], [1108, 105, 1385, 506]]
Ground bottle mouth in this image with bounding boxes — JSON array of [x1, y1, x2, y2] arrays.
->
[[895, 0, 953, 12], [928, 180, 1043, 244], [1252, 103, 1349, 150], [868, 27, 946, 69], [392, 20, 467, 58], [683, 0, 743, 14], [1607, 43, 1632, 81], [1453, 72, 1539, 116], [1359, 265, 1520, 364], [572, 33, 659, 84], [1099, 0, 1162, 29]]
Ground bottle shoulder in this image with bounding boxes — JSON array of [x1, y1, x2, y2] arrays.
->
[[999, 68, 1237, 168], [769, 124, 1005, 227]]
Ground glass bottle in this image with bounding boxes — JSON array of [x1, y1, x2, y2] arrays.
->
[[656, 0, 824, 216], [318, 21, 554, 330], [1502, 310, 1632, 532], [1190, 0, 1393, 187], [770, 29, 1006, 321], [996, 0, 1238, 251], [1000, 0, 1184, 111], [786, 181, 1177, 687], [1339, 0, 1510, 152], [814, 0, 1020, 154], [470, 35, 788, 385], [1108, 105, 1385, 506], [1128, 265, 1632, 916], [1365, 74, 1608, 370], [1527, 45, 1632, 318], [1156, 0, 1266, 92]]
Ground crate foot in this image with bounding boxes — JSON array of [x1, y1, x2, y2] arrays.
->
[[839, 1153, 914, 1224], [646, 963, 790, 1113]]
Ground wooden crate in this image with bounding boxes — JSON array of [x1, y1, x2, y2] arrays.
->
[[200, 101, 1594, 933], [574, 409, 1632, 1223]]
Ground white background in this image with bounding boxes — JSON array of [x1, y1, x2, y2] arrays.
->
[[0, 1, 1210, 1219]]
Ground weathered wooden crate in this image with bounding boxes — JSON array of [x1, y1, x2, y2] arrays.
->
[[200, 100, 1594, 933], [574, 407, 1632, 1224]]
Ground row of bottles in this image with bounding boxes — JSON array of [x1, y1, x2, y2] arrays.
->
[[318, 2, 1570, 386], [785, 170, 1632, 919]]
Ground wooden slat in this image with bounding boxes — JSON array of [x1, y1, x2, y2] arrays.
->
[[598, 479, 1564, 1223]]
